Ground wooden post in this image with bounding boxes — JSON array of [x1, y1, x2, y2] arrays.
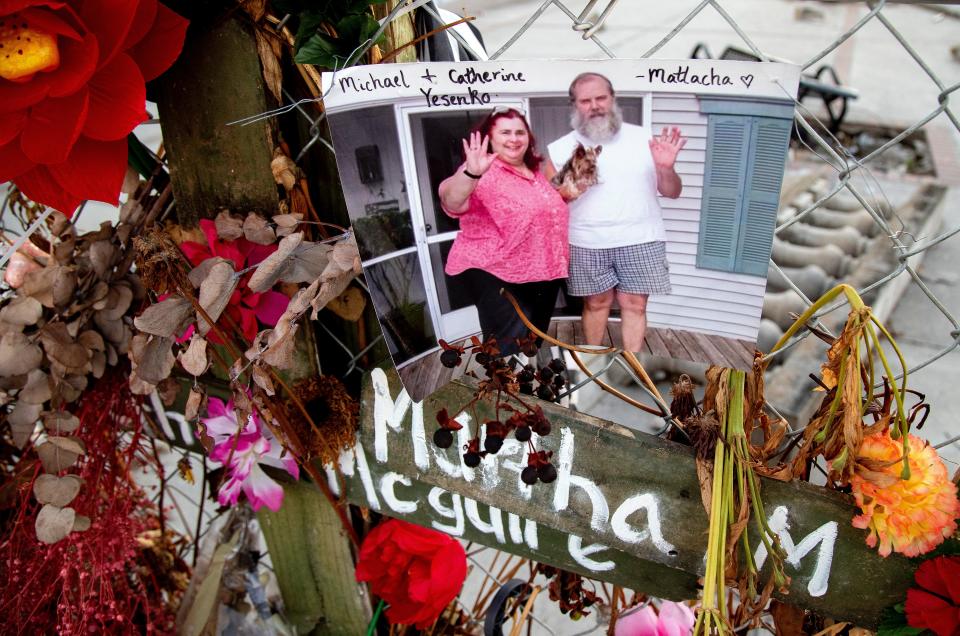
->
[[337, 367, 916, 629], [154, 14, 369, 632], [155, 14, 279, 226]]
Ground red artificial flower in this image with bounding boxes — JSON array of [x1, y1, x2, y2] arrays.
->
[[0, 0, 189, 215], [180, 219, 287, 344], [905, 555, 960, 636], [355, 518, 467, 629]]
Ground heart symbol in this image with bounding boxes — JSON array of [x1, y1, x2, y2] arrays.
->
[[740, 74, 754, 89]]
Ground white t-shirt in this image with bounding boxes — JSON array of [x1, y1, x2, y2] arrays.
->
[[548, 123, 666, 249]]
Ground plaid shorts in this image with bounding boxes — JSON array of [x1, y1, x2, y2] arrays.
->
[[567, 242, 672, 296]]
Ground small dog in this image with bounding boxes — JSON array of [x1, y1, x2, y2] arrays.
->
[[551, 143, 602, 201]]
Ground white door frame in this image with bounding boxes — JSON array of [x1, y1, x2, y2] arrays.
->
[[394, 98, 528, 342]]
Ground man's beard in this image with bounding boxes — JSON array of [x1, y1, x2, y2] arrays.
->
[[571, 103, 623, 143]]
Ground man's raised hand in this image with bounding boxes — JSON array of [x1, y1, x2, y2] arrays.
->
[[462, 131, 497, 176], [648, 126, 686, 169]]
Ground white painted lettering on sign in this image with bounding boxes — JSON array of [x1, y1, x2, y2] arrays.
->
[[754, 506, 837, 597]]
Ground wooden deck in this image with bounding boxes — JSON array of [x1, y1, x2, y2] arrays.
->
[[398, 320, 756, 402]]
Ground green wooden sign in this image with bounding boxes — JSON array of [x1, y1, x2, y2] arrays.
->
[[330, 368, 913, 628]]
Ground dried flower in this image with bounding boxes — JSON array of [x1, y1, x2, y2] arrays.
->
[[851, 430, 959, 557], [202, 396, 299, 512]]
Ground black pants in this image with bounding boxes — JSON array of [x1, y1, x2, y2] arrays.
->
[[458, 269, 561, 355]]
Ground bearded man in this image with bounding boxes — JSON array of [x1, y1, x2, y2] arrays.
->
[[545, 72, 686, 353]]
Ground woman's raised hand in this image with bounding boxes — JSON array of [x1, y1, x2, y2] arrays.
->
[[462, 131, 497, 176]]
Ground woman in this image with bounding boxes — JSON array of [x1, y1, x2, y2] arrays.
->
[[438, 107, 568, 354]]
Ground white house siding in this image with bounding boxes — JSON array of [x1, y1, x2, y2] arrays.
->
[[648, 93, 767, 342]]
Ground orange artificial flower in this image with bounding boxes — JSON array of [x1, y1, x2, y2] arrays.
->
[[851, 430, 959, 557]]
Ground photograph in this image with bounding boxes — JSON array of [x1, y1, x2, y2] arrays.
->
[[323, 59, 801, 401]]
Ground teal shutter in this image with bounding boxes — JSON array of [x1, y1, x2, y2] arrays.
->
[[735, 118, 792, 275], [696, 110, 792, 276], [697, 115, 750, 271]]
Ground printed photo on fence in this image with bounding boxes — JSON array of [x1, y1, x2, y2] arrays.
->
[[322, 59, 801, 401]]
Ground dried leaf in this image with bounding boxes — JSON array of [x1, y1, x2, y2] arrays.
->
[[20, 369, 51, 404], [185, 386, 206, 422], [695, 456, 713, 515], [78, 330, 105, 352], [37, 436, 85, 472], [43, 411, 80, 434], [0, 332, 43, 376], [9, 401, 42, 447], [325, 286, 366, 321], [33, 474, 83, 507], [93, 312, 127, 346], [273, 213, 302, 237], [309, 234, 361, 317], [135, 296, 195, 338], [248, 233, 331, 292], [271, 149, 298, 191], [261, 323, 298, 369], [214, 210, 244, 241], [99, 283, 133, 321], [89, 240, 115, 278], [122, 166, 141, 195], [157, 377, 181, 406], [35, 504, 76, 544], [180, 335, 209, 376], [52, 268, 77, 307], [255, 30, 283, 104], [59, 375, 88, 402], [188, 256, 232, 289], [0, 296, 43, 326], [197, 262, 238, 335], [130, 334, 176, 384], [128, 371, 156, 396], [242, 213, 276, 245], [770, 600, 806, 636], [251, 365, 275, 396], [40, 323, 90, 371], [72, 516, 91, 532]]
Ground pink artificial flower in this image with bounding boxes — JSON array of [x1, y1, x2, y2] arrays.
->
[[202, 396, 299, 512], [615, 601, 696, 636], [180, 219, 288, 344]]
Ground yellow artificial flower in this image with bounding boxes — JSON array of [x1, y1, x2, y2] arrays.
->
[[851, 430, 959, 557]]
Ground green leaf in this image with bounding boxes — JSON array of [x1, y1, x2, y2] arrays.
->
[[294, 11, 325, 52], [877, 604, 926, 636], [294, 31, 339, 66]]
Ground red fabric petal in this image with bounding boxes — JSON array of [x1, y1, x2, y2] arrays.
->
[[0, 137, 34, 181], [47, 136, 125, 206], [126, 2, 188, 81], [253, 291, 288, 327], [0, 74, 53, 114], [76, 0, 138, 65], [14, 164, 81, 215], [934, 556, 960, 604], [82, 53, 145, 140], [244, 241, 277, 267], [20, 87, 88, 163], [120, 0, 155, 50], [19, 6, 82, 40], [238, 308, 258, 343], [179, 242, 212, 267], [915, 557, 958, 601], [0, 109, 26, 145], [47, 32, 100, 98], [906, 588, 960, 636]]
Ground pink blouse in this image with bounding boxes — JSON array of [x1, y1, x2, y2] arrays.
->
[[443, 158, 568, 284]]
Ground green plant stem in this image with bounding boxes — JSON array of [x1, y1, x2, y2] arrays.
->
[[366, 599, 386, 636]]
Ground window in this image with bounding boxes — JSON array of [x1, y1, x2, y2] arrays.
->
[[696, 99, 794, 276]]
